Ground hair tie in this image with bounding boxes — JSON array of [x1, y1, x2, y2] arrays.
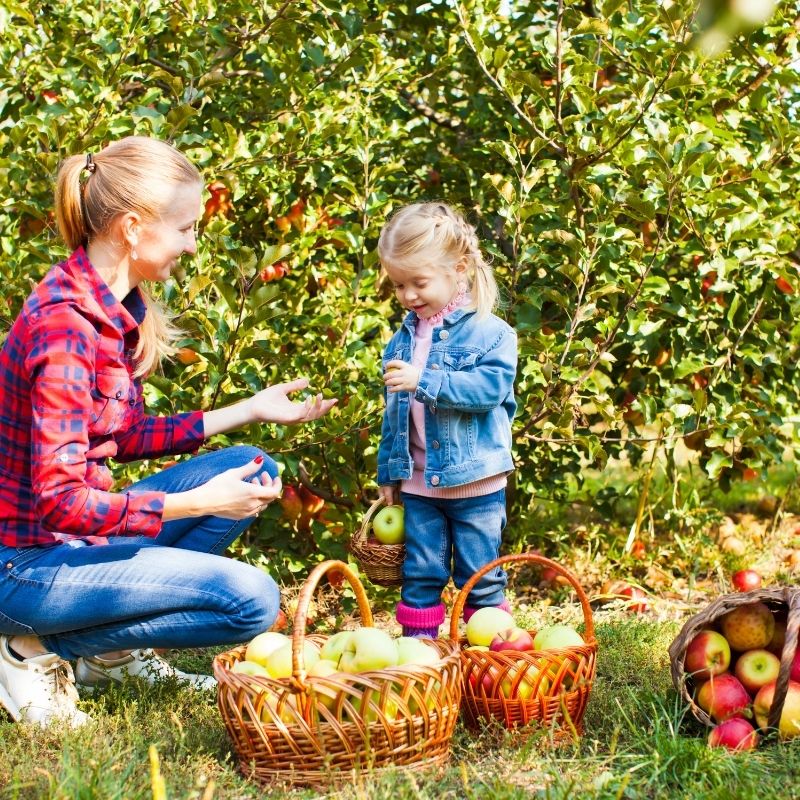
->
[[84, 154, 96, 174]]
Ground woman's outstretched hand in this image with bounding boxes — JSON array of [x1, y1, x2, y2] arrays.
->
[[249, 377, 337, 425]]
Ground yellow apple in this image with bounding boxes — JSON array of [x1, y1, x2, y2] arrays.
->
[[265, 640, 320, 679], [244, 631, 290, 667]]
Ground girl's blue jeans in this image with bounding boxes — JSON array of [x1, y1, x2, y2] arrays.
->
[[400, 489, 508, 609], [0, 445, 280, 660]]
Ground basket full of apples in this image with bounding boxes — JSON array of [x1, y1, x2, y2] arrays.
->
[[450, 553, 597, 738], [213, 560, 462, 788], [668, 587, 800, 749], [349, 497, 405, 586]]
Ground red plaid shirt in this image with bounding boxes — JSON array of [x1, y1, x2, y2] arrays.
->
[[0, 248, 204, 546]]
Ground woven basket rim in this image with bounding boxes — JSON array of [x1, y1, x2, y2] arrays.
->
[[668, 586, 800, 731]]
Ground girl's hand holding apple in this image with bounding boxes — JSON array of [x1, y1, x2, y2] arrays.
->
[[383, 360, 420, 393]]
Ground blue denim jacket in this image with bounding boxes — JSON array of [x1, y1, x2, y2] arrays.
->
[[377, 307, 517, 489]]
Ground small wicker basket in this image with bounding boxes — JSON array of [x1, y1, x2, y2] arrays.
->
[[214, 560, 462, 789], [450, 553, 597, 738], [349, 497, 404, 587], [668, 587, 800, 733]]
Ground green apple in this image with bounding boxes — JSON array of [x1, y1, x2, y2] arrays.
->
[[339, 627, 399, 673], [465, 607, 516, 646], [396, 637, 440, 666], [244, 631, 290, 666], [356, 688, 400, 723], [232, 660, 270, 678], [308, 659, 341, 713], [260, 691, 301, 725], [264, 640, 320, 679], [372, 505, 405, 544], [319, 630, 354, 666], [533, 624, 584, 650]]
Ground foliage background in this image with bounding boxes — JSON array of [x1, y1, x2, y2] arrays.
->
[[1, 0, 799, 582]]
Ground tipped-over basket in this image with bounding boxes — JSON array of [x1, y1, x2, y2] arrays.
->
[[451, 553, 597, 738], [349, 497, 404, 587], [214, 560, 462, 789], [668, 586, 800, 733]]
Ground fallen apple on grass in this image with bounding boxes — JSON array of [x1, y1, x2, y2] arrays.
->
[[708, 718, 759, 751], [731, 569, 762, 592]]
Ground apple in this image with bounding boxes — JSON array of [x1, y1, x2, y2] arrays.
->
[[396, 637, 440, 666], [232, 660, 270, 678], [684, 630, 731, 681], [245, 631, 291, 667], [731, 569, 762, 592], [339, 627, 399, 673], [721, 602, 775, 651], [533, 624, 585, 651], [465, 607, 516, 647], [791, 649, 800, 683], [500, 663, 550, 700], [307, 659, 340, 713], [734, 649, 781, 694], [753, 680, 800, 738], [264, 640, 320, 679], [372, 505, 405, 545], [489, 627, 535, 653], [600, 580, 649, 613], [355, 689, 399, 724], [260, 691, 301, 726], [696, 674, 750, 722], [319, 630, 354, 666], [708, 718, 759, 751]]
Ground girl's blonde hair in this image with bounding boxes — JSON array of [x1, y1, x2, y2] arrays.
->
[[377, 202, 498, 317], [55, 136, 202, 377]]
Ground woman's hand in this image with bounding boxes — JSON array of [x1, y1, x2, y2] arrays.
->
[[384, 360, 420, 393], [249, 378, 338, 425]]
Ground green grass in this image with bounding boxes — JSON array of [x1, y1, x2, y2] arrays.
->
[[2, 620, 798, 800]]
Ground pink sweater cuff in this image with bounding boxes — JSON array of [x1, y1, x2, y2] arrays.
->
[[396, 601, 446, 627]]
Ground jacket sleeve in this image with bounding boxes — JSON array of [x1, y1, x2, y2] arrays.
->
[[26, 312, 166, 539], [376, 384, 396, 486], [415, 326, 517, 413]]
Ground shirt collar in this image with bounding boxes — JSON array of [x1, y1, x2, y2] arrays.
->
[[63, 247, 146, 334]]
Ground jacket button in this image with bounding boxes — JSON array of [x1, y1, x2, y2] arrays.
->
[[6, 562, 12, 569], [432, 440, 440, 449], [116, 391, 123, 400], [431, 475, 440, 486], [439, 330, 449, 340]]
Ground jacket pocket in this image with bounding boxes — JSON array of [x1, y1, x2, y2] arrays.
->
[[441, 351, 479, 371], [90, 369, 131, 435]]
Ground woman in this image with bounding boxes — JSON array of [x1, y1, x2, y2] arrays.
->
[[0, 136, 336, 727]]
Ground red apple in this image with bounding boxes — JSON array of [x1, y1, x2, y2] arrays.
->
[[731, 570, 761, 592], [720, 602, 775, 651], [791, 648, 800, 683], [601, 580, 649, 613], [685, 630, 731, 681], [489, 627, 535, 653], [734, 649, 781, 694], [753, 679, 800, 738], [696, 674, 751, 722], [708, 718, 759, 751]]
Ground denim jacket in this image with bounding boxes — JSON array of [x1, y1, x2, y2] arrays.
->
[[377, 307, 517, 489]]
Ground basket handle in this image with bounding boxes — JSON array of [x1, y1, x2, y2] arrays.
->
[[769, 590, 800, 731], [349, 496, 386, 548], [290, 559, 373, 688], [448, 552, 595, 643]]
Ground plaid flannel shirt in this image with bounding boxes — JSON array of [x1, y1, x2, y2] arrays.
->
[[0, 247, 204, 546]]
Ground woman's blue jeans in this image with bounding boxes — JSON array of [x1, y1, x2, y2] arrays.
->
[[400, 489, 508, 609], [0, 446, 280, 660]]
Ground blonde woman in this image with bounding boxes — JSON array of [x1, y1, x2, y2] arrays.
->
[[0, 136, 336, 726], [377, 202, 517, 639]]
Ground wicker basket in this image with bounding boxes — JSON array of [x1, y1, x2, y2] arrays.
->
[[214, 560, 462, 788], [349, 497, 404, 587], [668, 587, 800, 733], [450, 553, 597, 738]]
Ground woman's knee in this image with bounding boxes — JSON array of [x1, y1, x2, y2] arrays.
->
[[226, 445, 279, 479], [229, 565, 281, 639]]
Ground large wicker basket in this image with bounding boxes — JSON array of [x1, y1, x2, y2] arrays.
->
[[668, 586, 800, 733], [349, 497, 404, 587], [450, 553, 597, 738], [214, 560, 462, 789]]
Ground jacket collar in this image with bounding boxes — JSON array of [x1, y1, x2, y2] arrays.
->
[[402, 305, 474, 333]]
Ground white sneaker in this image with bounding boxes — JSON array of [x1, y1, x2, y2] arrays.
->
[[0, 636, 89, 727], [75, 649, 216, 691]]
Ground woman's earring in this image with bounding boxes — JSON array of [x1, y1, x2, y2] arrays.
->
[[457, 280, 468, 293], [131, 249, 138, 261]]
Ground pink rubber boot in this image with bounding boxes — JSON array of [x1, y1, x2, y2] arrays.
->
[[396, 602, 446, 638]]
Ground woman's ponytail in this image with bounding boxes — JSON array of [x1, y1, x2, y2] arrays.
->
[[54, 154, 92, 251]]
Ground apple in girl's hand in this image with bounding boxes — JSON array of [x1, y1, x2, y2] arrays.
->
[[245, 631, 291, 666], [489, 627, 535, 653], [708, 718, 759, 751], [466, 607, 516, 646], [734, 649, 781, 693], [339, 627, 399, 672], [532, 624, 584, 651], [684, 630, 731, 681], [720, 602, 775, 651], [372, 505, 405, 544], [731, 569, 762, 592], [753, 680, 800, 738], [696, 674, 751, 722]]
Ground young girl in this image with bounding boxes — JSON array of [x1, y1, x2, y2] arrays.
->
[[0, 136, 336, 727], [376, 202, 517, 638]]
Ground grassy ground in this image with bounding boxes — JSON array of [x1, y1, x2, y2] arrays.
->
[[1, 617, 799, 800]]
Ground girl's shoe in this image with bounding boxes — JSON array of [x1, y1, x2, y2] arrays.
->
[[0, 635, 89, 727], [396, 601, 446, 638], [75, 649, 216, 691]]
